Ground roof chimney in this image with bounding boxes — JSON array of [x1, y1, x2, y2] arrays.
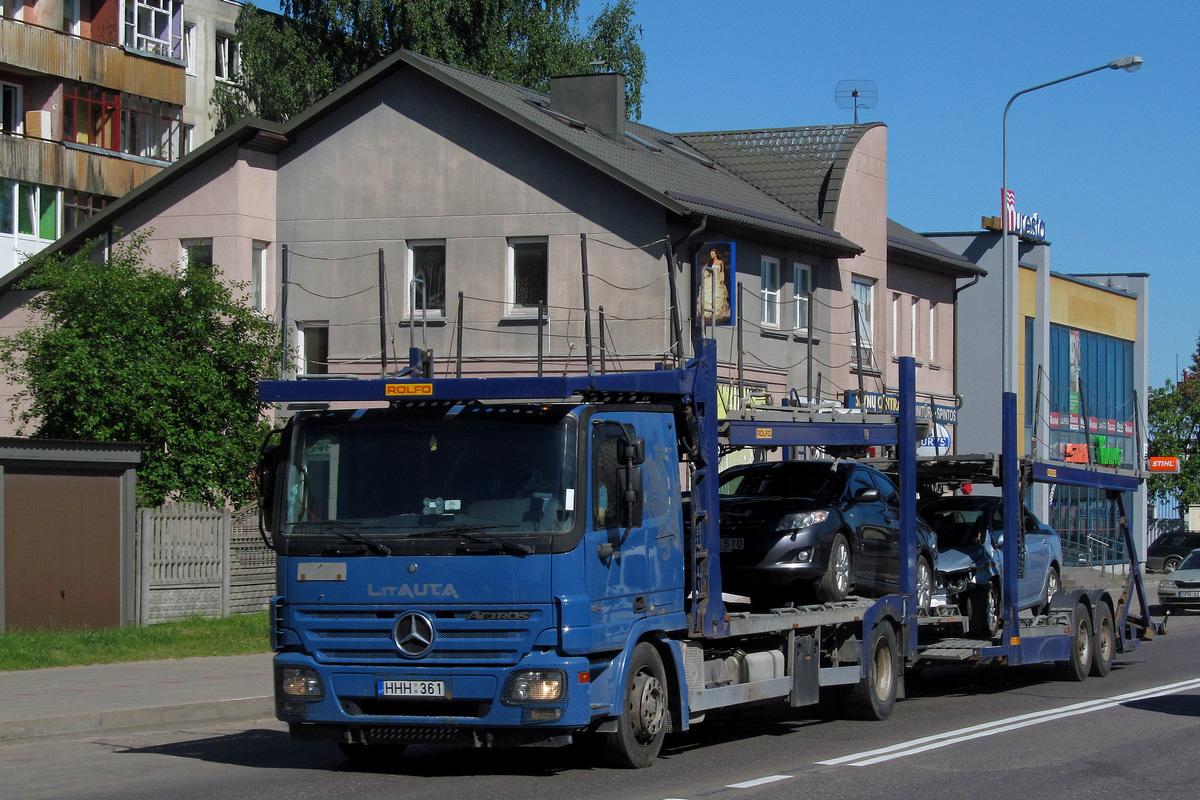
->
[[549, 73, 626, 139]]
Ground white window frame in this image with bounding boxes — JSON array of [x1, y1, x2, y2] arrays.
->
[[183, 21, 197, 76], [507, 236, 549, 316], [929, 302, 939, 365], [251, 240, 268, 312], [760, 256, 780, 328], [792, 262, 811, 334], [181, 237, 213, 269], [890, 292, 900, 358], [296, 322, 329, 376], [1, 81, 22, 135], [124, 0, 183, 59], [910, 296, 919, 358], [215, 32, 239, 81], [406, 239, 447, 319], [851, 276, 875, 370]]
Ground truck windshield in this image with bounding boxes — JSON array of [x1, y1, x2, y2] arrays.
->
[[282, 407, 577, 539]]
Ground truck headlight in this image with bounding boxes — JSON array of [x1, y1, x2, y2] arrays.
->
[[502, 669, 567, 704], [278, 665, 325, 700]]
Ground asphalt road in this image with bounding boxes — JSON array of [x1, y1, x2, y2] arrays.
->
[[6, 609, 1199, 800]]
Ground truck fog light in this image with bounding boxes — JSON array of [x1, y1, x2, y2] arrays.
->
[[503, 669, 567, 704], [279, 666, 325, 699]]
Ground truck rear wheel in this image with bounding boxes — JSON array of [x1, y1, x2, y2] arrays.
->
[[840, 621, 899, 721], [599, 642, 668, 768], [1055, 600, 1093, 681], [1090, 603, 1115, 678]]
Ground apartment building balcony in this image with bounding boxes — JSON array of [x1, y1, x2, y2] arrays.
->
[[1, 133, 164, 198], [0, 18, 183, 105]]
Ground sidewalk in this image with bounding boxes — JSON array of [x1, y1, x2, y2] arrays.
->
[[0, 652, 275, 743]]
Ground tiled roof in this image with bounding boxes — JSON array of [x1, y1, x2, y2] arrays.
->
[[393, 52, 861, 255], [675, 125, 879, 226]]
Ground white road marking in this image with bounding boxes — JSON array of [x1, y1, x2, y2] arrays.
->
[[818, 677, 1200, 767], [726, 775, 793, 788]]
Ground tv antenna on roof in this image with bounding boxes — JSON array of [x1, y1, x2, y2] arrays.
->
[[835, 80, 878, 124]]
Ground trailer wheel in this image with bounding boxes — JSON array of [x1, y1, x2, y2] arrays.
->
[[814, 534, 852, 603], [600, 642, 668, 768], [1090, 603, 1115, 678], [841, 622, 899, 721], [337, 742, 407, 766], [968, 582, 1001, 640], [1055, 600, 1093, 682]]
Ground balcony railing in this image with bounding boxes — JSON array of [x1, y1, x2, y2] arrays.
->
[[0, 18, 183, 105], [1, 133, 164, 198]]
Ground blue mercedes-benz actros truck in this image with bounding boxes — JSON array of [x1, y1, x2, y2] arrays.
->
[[257, 340, 1151, 768]]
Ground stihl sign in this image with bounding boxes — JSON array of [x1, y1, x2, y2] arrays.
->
[[1148, 456, 1181, 473]]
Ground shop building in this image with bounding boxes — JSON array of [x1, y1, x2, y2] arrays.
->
[[925, 226, 1149, 562]]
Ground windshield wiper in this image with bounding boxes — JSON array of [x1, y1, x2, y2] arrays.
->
[[406, 525, 533, 556], [288, 520, 392, 556]]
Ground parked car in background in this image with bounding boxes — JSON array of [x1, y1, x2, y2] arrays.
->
[[1146, 531, 1200, 573], [1157, 549, 1200, 608], [717, 461, 936, 609], [919, 496, 1063, 638]]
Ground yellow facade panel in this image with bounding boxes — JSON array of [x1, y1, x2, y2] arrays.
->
[[1048, 275, 1136, 340]]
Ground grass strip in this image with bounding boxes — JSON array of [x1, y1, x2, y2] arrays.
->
[[0, 612, 270, 671]]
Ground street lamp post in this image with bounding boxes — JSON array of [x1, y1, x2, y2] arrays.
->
[[1000, 55, 1143, 394], [997, 56, 1141, 648]]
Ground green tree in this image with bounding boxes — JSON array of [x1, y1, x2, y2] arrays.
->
[[0, 233, 281, 508], [1147, 333, 1200, 509], [212, 0, 646, 131]]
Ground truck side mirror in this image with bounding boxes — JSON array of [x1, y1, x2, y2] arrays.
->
[[621, 436, 646, 465], [615, 465, 644, 529], [257, 433, 285, 542]]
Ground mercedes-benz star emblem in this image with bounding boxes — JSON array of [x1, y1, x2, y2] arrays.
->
[[392, 612, 435, 658]]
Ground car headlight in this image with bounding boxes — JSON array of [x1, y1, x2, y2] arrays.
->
[[1160, 580, 1176, 590], [777, 510, 829, 531]]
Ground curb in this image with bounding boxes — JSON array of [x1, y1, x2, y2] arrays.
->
[[0, 696, 273, 743]]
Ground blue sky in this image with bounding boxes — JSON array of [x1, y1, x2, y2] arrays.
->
[[255, 1, 1198, 389]]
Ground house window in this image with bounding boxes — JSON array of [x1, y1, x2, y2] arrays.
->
[[63, 0, 80, 34], [851, 276, 875, 369], [252, 241, 269, 312], [408, 241, 446, 316], [62, 189, 109, 234], [929, 302, 938, 364], [297, 323, 329, 376], [760, 256, 780, 327], [183, 22, 196, 76], [63, 84, 121, 151], [891, 292, 900, 358], [792, 262, 811, 333], [508, 237, 548, 313], [1, 82, 20, 135], [64, 84, 184, 162], [910, 297, 919, 358], [215, 33, 239, 81], [182, 238, 213, 269], [124, 0, 183, 59], [5, 181, 58, 240]]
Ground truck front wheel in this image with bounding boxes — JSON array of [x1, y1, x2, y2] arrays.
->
[[600, 642, 669, 768]]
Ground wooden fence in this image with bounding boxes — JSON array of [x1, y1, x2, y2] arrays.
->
[[136, 503, 276, 625]]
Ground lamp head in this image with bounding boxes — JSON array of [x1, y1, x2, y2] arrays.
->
[[1109, 56, 1144, 72]]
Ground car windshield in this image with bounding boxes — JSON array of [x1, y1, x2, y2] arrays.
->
[[922, 503, 990, 549], [719, 462, 843, 500], [283, 406, 577, 537], [1179, 551, 1200, 571]]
